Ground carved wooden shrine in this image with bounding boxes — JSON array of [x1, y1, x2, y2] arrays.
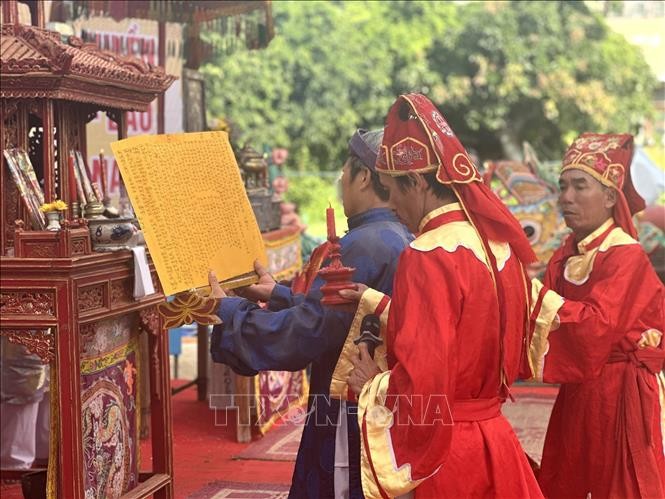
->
[[0, 2, 176, 497]]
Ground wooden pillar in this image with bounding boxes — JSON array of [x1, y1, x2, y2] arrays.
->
[[235, 375, 252, 443], [184, 21, 202, 70], [116, 111, 130, 214], [196, 324, 208, 401], [56, 282, 85, 499], [79, 109, 88, 165], [118, 111, 128, 140], [2, 0, 18, 24], [36, 0, 45, 28], [56, 104, 72, 220], [148, 319, 174, 499], [42, 100, 55, 202], [1, 102, 6, 254]]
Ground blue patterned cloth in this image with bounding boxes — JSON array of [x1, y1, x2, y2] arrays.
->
[[211, 208, 412, 498]]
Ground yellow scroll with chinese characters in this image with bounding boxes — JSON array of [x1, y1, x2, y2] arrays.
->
[[111, 131, 267, 296]]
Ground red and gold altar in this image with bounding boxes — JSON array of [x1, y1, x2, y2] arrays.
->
[[1, 1, 176, 497]]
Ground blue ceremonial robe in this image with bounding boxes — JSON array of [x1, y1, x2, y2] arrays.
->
[[211, 208, 411, 498]]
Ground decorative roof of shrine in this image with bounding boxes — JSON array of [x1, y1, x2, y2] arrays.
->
[[71, 1, 273, 27], [0, 23, 176, 110], [65, 1, 274, 65]]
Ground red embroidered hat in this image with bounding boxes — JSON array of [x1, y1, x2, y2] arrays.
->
[[376, 94, 482, 184], [561, 133, 645, 238], [377, 93, 536, 265]]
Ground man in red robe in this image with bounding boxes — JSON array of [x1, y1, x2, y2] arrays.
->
[[529, 133, 665, 498], [341, 94, 543, 498]]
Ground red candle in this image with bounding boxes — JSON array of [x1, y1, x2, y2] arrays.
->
[[68, 154, 78, 204], [326, 204, 336, 241]]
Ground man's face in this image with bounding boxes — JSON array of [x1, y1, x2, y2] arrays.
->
[[558, 169, 616, 240], [378, 173, 422, 233]]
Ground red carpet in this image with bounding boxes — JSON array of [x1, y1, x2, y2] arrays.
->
[[159, 383, 295, 498], [503, 383, 559, 464], [188, 480, 289, 498], [234, 422, 303, 462], [0, 480, 22, 499]]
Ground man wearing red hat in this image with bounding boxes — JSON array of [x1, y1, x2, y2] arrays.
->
[[341, 94, 542, 498], [529, 133, 665, 498]]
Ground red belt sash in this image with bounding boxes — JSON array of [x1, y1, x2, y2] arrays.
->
[[606, 338, 665, 498], [453, 397, 503, 422]]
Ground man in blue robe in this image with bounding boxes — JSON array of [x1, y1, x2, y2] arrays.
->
[[209, 129, 412, 498]]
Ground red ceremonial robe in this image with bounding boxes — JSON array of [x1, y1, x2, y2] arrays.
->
[[356, 203, 542, 498], [530, 218, 665, 498]]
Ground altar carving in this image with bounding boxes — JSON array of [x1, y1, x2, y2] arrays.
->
[[1, 290, 55, 315], [1, 328, 55, 364]]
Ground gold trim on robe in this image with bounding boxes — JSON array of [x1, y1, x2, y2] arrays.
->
[[411, 220, 511, 272], [358, 371, 430, 498], [528, 278, 565, 381], [564, 219, 637, 285], [417, 203, 462, 232], [329, 288, 391, 401]]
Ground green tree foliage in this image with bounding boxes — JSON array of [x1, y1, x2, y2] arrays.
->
[[283, 172, 347, 236], [431, 1, 658, 160], [202, 0, 657, 168], [202, 0, 457, 171]]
